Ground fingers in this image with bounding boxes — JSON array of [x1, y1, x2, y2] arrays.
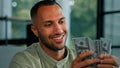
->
[[98, 64, 117, 68], [72, 50, 100, 68], [99, 54, 119, 67], [85, 66, 93, 68], [99, 54, 112, 59], [74, 50, 94, 62], [78, 58, 100, 67], [72, 52, 119, 68], [72, 58, 100, 68]]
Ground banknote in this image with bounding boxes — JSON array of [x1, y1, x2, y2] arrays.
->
[[73, 37, 112, 57], [72, 37, 112, 67], [94, 40, 101, 57], [100, 38, 112, 54], [72, 37, 90, 55], [72, 37, 112, 68]]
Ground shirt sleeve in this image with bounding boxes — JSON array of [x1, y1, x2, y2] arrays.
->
[[9, 61, 22, 68], [9, 52, 29, 68]]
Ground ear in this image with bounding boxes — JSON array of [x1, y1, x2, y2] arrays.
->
[[31, 25, 39, 37]]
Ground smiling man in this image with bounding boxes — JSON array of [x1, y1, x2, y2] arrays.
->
[[9, 0, 119, 68], [30, 0, 69, 61]]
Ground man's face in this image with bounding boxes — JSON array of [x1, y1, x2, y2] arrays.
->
[[32, 4, 68, 51]]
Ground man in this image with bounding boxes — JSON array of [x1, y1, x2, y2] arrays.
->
[[9, 0, 119, 68]]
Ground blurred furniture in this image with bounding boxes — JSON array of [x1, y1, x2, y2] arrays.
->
[[26, 24, 38, 46]]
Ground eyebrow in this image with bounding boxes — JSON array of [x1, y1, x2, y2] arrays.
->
[[59, 17, 66, 21], [43, 17, 66, 23]]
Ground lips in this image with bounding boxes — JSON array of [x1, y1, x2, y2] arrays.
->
[[51, 34, 65, 43]]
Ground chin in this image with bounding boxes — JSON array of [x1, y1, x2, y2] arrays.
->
[[56, 46, 65, 51]]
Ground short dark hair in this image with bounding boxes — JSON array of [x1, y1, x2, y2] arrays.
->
[[30, 0, 61, 20]]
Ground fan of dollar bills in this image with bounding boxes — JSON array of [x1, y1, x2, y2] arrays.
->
[[72, 37, 112, 58]]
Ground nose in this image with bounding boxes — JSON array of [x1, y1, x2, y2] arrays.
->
[[53, 23, 63, 34]]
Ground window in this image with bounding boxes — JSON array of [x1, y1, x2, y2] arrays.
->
[[70, 0, 97, 39], [1, 0, 119, 67], [70, 0, 97, 47], [0, 0, 119, 61], [12, 0, 40, 39], [103, 0, 120, 63], [0, 0, 40, 46], [104, 0, 120, 45]]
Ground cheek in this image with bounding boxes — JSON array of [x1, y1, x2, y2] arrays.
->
[[63, 24, 68, 32], [39, 28, 52, 37], [38, 30, 49, 42]]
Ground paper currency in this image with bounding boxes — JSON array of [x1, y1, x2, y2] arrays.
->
[[72, 37, 112, 57], [72, 37, 90, 55], [100, 38, 112, 54], [72, 37, 112, 68]]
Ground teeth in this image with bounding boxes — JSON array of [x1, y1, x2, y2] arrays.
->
[[53, 34, 64, 40], [53, 36, 62, 40]]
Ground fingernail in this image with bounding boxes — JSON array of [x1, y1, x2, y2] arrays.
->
[[99, 54, 103, 58], [100, 60, 103, 63]]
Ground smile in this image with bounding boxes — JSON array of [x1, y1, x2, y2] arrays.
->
[[51, 34, 65, 43]]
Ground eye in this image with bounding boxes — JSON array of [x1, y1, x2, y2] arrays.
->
[[44, 22, 52, 27], [59, 19, 65, 24]]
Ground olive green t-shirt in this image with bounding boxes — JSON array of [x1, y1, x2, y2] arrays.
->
[[9, 43, 76, 68]]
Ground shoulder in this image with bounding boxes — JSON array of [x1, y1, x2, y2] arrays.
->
[[24, 43, 39, 56], [13, 43, 39, 60], [9, 43, 41, 67], [66, 46, 77, 58]]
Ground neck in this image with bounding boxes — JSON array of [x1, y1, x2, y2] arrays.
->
[[40, 44, 66, 61]]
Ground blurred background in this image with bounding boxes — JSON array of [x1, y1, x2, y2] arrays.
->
[[0, 0, 120, 68]]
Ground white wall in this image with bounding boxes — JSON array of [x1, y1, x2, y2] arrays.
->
[[0, 0, 12, 40]]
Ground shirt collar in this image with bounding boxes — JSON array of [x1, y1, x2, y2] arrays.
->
[[36, 43, 69, 66]]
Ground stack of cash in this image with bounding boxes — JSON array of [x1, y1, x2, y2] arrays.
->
[[72, 37, 112, 67], [72, 37, 112, 58]]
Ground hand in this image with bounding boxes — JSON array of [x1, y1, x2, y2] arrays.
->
[[72, 50, 100, 68], [98, 54, 119, 68]]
